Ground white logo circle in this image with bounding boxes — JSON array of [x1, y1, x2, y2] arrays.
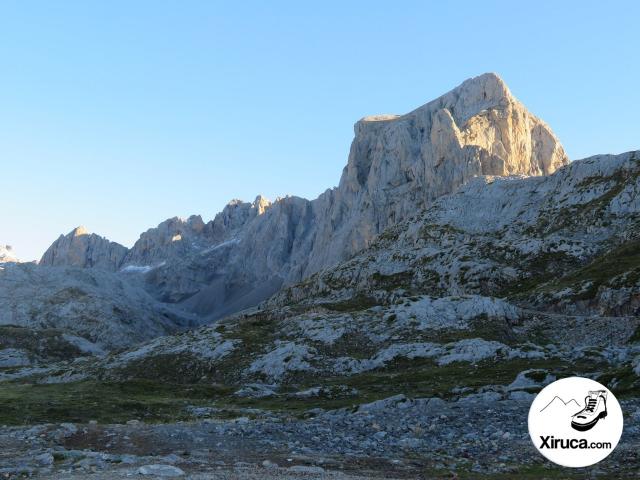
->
[[528, 377, 623, 467]]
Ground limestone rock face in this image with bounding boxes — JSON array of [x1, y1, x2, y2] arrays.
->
[[122, 215, 209, 269], [305, 73, 567, 274], [138, 73, 567, 318], [40, 73, 569, 319], [274, 150, 640, 313], [39, 227, 128, 271], [0, 245, 18, 263], [209, 195, 272, 242]]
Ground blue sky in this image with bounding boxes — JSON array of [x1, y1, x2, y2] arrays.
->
[[1, 1, 638, 260]]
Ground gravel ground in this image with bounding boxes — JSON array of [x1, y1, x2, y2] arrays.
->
[[1, 393, 639, 479]]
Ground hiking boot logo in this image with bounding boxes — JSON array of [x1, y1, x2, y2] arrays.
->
[[571, 390, 607, 432], [528, 377, 623, 468]]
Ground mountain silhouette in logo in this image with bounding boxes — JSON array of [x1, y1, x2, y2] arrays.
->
[[540, 396, 581, 413]]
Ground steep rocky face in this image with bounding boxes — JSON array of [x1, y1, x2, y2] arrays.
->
[[120, 196, 273, 270], [274, 150, 640, 318], [121, 215, 209, 269], [134, 73, 568, 318], [0, 245, 18, 263], [40, 227, 128, 271], [208, 195, 272, 242], [40, 73, 568, 320], [304, 72, 567, 274]]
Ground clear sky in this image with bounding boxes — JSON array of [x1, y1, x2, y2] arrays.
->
[[1, 1, 638, 261]]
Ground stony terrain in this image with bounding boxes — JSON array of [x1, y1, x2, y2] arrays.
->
[[2, 394, 640, 478], [0, 74, 638, 478]]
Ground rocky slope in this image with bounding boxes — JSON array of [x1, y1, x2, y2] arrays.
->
[[37, 150, 637, 389], [40, 73, 568, 320], [274, 150, 640, 316], [0, 262, 195, 351]]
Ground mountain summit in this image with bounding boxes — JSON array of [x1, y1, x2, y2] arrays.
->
[[40, 226, 128, 270], [0, 245, 18, 263], [308, 72, 567, 273], [40, 73, 568, 319]]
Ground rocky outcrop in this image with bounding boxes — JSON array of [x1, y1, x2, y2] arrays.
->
[[40, 73, 568, 320], [274, 150, 640, 319], [305, 72, 567, 274], [40, 227, 128, 271], [121, 216, 208, 269]]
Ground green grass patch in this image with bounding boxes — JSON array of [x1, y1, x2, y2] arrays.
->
[[0, 380, 232, 426], [550, 238, 640, 296], [370, 270, 415, 290], [597, 364, 640, 397], [0, 325, 87, 361], [222, 356, 596, 415], [501, 237, 640, 301], [320, 294, 378, 312]]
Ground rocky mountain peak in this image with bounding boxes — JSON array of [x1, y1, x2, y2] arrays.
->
[[0, 245, 18, 263], [40, 227, 128, 271], [356, 73, 512, 133], [307, 73, 568, 275], [71, 226, 89, 237], [38, 73, 571, 319], [253, 195, 272, 215]]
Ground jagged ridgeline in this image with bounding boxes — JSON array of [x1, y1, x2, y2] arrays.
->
[[0, 74, 639, 444], [36, 73, 568, 322]]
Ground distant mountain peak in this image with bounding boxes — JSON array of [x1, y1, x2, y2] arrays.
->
[[71, 226, 89, 237], [40, 227, 127, 271], [0, 245, 18, 263]]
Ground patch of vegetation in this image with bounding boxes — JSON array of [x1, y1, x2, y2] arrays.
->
[[111, 352, 224, 384], [526, 160, 639, 237], [320, 294, 378, 312], [370, 270, 414, 290], [0, 348, 615, 424], [47, 287, 89, 305], [226, 355, 601, 415], [402, 316, 519, 346], [0, 380, 231, 425], [498, 251, 578, 298], [628, 325, 640, 344], [376, 227, 401, 243], [0, 325, 87, 361], [506, 237, 640, 302], [597, 364, 640, 397], [314, 332, 380, 362], [551, 238, 640, 296]]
